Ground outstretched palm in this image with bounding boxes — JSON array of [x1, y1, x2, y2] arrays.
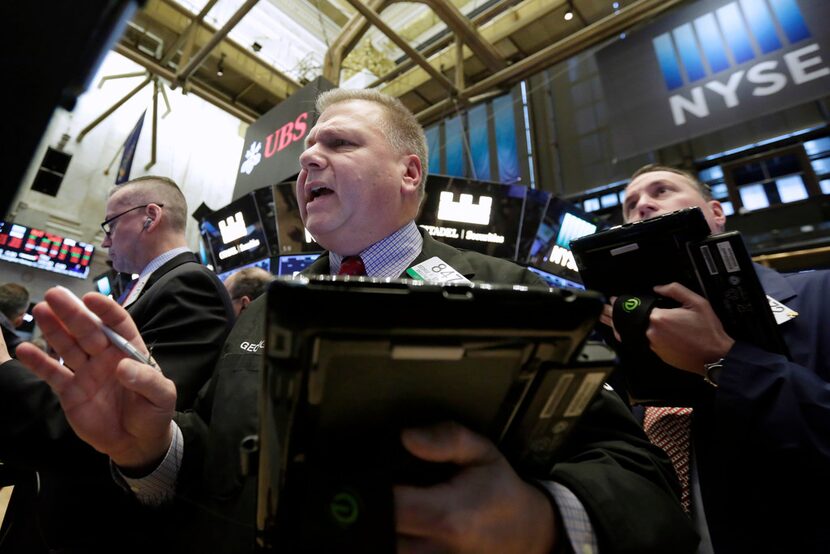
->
[[16, 288, 176, 469]]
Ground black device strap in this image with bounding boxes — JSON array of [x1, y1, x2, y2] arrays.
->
[[612, 294, 659, 353]]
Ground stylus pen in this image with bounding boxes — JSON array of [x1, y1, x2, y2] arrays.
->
[[56, 286, 157, 368], [99, 325, 157, 368]]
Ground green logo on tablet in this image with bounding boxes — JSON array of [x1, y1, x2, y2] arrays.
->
[[623, 297, 641, 312], [330, 491, 359, 526]]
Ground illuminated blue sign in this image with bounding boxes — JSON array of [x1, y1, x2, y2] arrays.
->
[[654, 0, 811, 90]]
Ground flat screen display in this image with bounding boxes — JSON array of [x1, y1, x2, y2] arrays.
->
[[216, 257, 272, 282], [417, 175, 525, 260], [527, 266, 585, 290], [516, 188, 551, 264], [277, 253, 321, 276], [527, 198, 600, 286], [201, 193, 271, 275], [96, 274, 113, 296], [0, 221, 94, 279]]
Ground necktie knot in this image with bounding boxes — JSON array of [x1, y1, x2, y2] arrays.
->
[[338, 255, 366, 276]]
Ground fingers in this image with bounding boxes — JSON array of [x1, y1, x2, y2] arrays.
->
[[32, 301, 94, 371], [84, 292, 146, 348], [599, 303, 613, 328], [653, 282, 703, 307], [401, 422, 498, 466], [397, 534, 450, 554], [15, 342, 76, 396], [395, 481, 457, 539], [42, 288, 110, 357], [116, 359, 177, 412]]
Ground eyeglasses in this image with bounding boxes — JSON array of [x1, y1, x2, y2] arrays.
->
[[100, 203, 164, 236]]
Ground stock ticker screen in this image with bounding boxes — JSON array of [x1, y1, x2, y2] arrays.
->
[[0, 221, 94, 279]]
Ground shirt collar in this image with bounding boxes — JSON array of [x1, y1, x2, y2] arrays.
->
[[138, 247, 191, 280], [329, 221, 423, 278]]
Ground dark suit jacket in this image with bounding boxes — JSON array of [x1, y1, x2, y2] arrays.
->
[[0, 314, 24, 358], [692, 265, 830, 553], [174, 232, 697, 553], [304, 231, 543, 286], [0, 251, 234, 553]]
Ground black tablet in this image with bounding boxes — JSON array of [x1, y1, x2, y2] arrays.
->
[[257, 276, 615, 551], [571, 208, 788, 405]]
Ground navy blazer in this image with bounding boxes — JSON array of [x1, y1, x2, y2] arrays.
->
[[693, 265, 830, 553]]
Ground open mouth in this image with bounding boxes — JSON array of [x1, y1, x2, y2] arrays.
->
[[308, 186, 334, 202]]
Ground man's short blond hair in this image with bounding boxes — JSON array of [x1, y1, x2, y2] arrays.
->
[[629, 164, 713, 201], [109, 176, 188, 233], [316, 88, 428, 197]]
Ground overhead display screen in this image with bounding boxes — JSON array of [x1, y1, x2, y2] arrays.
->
[[527, 198, 600, 286], [200, 193, 271, 275], [0, 221, 95, 279], [417, 175, 526, 260]]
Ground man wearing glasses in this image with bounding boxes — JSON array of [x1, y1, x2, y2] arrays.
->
[[0, 176, 234, 553]]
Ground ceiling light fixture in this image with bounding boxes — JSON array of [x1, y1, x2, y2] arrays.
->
[[564, 2, 575, 21], [216, 53, 225, 77]]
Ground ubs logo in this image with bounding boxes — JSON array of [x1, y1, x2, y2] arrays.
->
[[238, 112, 309, 175]]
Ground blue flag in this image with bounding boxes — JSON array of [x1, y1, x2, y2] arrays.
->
[[116, 110, 146, 184]]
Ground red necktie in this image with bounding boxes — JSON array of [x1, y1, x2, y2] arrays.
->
[[338, 255, 366, 276], [644, 406, 693, 513]]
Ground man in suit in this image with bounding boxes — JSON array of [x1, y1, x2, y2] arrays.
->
[[0, 176, 234, 552], [0, 283, 29, 358], [223, 266, 274, 317], [15, 91, 698, 553], [606, 164, 830, 553], [100, 176, 235, 406]]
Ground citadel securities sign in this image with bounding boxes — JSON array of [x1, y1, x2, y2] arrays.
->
[[232, 76, 334, 200], [596, 0, 830, 159]]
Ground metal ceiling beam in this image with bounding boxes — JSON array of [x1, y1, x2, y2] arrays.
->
[[309, 0, 350, 27], [323, 0, 389, 84], [381, 0, 567, 99], [159, 0, 219, 65], [342, 0, 458, 95], [414, 0, 686, 124], [115, 43, 258, 123], [368, 0, 522, 88], [132, 0, 299, 102], [174, 0, 260, 88], [412, 0, 506, 73]]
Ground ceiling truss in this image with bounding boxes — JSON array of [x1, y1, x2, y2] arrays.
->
[[107, 0, 686, 127]]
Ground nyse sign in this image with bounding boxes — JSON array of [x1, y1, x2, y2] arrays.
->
[[596, 0, 830, 159]]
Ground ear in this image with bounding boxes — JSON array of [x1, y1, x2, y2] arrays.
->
[[145, 203, 164, 229], [708, 199, 727, 232], [400, 154, 422, 200], [240, 296, 251, 311]]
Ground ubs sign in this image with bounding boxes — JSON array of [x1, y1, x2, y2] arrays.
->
[[596, 0, 829, 159], [232, 76, 334, 200]]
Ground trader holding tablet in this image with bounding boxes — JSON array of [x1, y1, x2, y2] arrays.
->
[[15, 93, 697, 553], [606, 164, 830, 553]]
